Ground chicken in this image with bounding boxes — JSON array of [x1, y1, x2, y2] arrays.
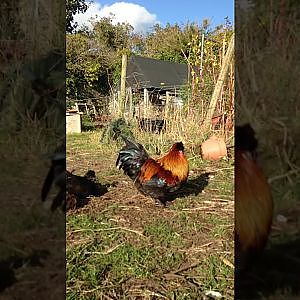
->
[[41, 142, 109, 212], [235, 124, 273, 270], [235, 123, 258, 160], [41, 149, 66, 212], [116, 137, 189, 204], [66, 169, 107, 200]]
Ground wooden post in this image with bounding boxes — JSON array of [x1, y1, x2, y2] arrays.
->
[[113, 92, 117, 115], [165, 91, 170, 120], [111, 93, 115, 115], [117, 91, 121, 116], [143, 88, 148, 119], [128, 87, 133, 119], [120, 53, 127, 116]]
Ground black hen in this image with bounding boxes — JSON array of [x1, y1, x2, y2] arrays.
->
[[66, 169, 107, 199], [41, 149, 66, 212]]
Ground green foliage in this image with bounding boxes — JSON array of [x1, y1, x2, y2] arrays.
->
[[179, 83, 192, 106], [144, 220, 183, 246], [81, 114, 95, 131], [92, 17, 133, 51], [66, 17, 134, 103], [100, 118, 134, 143], [142, 23, 201, 63], [66, 0, 88, 33], [66, 32, 111, 102], [66, 33, 102, 100]]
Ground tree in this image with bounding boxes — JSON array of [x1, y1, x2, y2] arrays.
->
[[66, 33, 108, 102], [66, 0, 88, 33], [140, 23, 202, 64], [66, 17, 134, 104]]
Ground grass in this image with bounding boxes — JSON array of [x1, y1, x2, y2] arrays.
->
[[66, 130, 234, 299]]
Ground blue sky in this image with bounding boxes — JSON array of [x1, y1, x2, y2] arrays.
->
[[96, 0, 234, 27], [74, 1, 234, 34]]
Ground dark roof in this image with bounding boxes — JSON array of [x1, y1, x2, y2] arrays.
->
[[126, 55, 188, 90]]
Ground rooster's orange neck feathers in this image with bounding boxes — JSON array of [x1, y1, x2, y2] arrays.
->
[[157, 143, 189, 182]]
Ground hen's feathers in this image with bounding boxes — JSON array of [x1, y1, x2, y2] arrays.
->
[[235, 150, 273, 252], [156, 142, 188, 182], [139, 159, 177, 185], [66, 170, 105, 198]]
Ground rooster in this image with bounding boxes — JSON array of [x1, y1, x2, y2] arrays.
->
[[116, 137, 189, 204], [235, 124, 273, 270]]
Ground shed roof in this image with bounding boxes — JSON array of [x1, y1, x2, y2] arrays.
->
[[126, 55, 189, 90]]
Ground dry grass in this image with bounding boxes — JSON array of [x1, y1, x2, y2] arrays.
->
[[0, 127, 65, 299]]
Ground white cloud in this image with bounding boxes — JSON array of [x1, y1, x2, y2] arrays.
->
[[73, 2, 102, 29], [73, 1, 158, 34]]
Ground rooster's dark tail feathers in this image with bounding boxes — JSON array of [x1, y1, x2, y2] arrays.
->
[[116, 136, 149, 181]]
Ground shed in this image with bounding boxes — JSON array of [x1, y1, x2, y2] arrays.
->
[[112, 55, 189, 118], [126, 55, 189, 91]]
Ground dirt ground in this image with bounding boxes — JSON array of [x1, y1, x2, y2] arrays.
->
[[236, 202, 300, 300]]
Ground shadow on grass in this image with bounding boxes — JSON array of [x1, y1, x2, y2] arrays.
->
[[235, 238, 300, 299], [167, 172, 210, 203]]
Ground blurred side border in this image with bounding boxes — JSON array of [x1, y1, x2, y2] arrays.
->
[[0, 0, 66, 298], [235, 0, 300, 299]]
